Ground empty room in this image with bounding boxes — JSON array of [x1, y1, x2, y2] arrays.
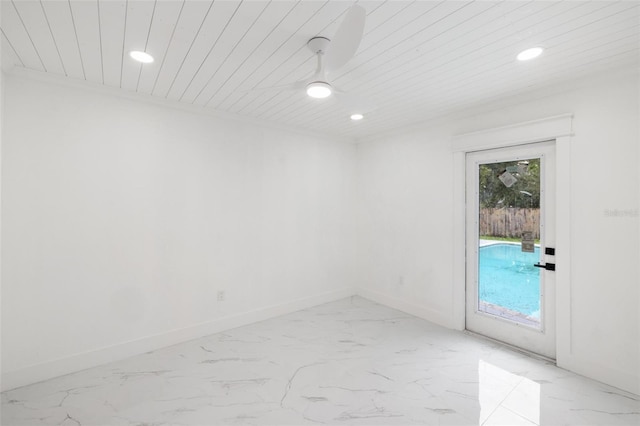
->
[[1, 0, 639, 425]]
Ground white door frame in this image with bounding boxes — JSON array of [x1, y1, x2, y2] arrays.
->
[[451, 114, 573, 364]]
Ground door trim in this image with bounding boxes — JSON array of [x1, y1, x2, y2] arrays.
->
[[452, 113, 573, 152], [451, 115, 573, 363]]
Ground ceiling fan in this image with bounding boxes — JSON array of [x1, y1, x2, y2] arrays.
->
[[289, 5, 367, 100]]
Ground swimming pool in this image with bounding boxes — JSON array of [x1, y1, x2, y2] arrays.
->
[[479, 243, 540, 318]]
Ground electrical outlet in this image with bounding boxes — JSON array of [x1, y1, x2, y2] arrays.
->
[[217, 291, 226, 302]]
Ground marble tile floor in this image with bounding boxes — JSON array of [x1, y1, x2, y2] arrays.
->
[[2, 296, 639, 426]]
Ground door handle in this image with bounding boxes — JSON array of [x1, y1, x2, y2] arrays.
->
[[534, 263, 555, 271]]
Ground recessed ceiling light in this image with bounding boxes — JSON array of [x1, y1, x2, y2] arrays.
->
[[129, 51, 154, 64], [306, 81, 332, 99], [350, 113, 364, 121], [517, 47, 543, 61]]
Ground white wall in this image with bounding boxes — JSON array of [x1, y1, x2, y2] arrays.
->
[[356, 73, 639, 394], [2, 67, 638, 396], [1, 72, 357, 390], [356, 124, 457, 327]]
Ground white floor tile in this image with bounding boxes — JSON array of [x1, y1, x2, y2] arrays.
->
[[2, 297, 639, 425]]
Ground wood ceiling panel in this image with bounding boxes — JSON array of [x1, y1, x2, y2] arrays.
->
[[38, 0, 84, 79], [136, 0, 186, 94], [149, 0, 215, 98], [356, 1, 444, 54], [160, 0, 238, 102], [11, 0, 65, 74], [190, 1, 300, 107], [120, 0, 156, 91], [98, 0, 126, 88], [362, 1, 420, 36], [1, 0, 45, 71], [176, 1, 271, 104], [69, 0, 103, 83], [203, 1, 304, 110], [1, 0, 638, 139]]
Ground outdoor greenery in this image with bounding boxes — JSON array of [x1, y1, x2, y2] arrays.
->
[[479, 158, 540, 208]]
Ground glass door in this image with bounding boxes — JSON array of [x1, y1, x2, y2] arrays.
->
[[466, 142, 556, 359]]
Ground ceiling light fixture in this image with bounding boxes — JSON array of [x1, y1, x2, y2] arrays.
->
[[306, 81, 332, 99], [129, 51, 154, 64], [350, 113, 364, 121], [517, 47, 543, 61]]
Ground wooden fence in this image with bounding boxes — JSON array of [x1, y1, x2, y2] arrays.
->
[[479, 208, 540, 239]]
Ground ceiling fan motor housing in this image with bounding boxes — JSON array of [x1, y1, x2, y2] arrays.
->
[[307, 36, 331, 55]]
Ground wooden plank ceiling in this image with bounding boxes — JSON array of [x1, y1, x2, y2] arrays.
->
[[2, 0, 639, 139]]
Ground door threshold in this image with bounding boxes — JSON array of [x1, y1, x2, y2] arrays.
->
[[464, 329, 556, 364]]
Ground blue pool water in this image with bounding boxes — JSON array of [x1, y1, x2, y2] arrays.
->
[[479, 243, 540, 317]]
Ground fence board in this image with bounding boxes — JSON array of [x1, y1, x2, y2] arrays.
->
[[479, 208, 540, 239]]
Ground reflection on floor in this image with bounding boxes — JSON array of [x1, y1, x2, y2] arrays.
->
[[2, 297, 639, 425]]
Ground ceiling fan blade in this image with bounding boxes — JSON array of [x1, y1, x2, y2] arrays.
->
[[325, 5, 366, 73]]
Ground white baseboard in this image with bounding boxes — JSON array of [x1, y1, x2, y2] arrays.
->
[[356, 287, 453, 329], [557, 353, 640, 396], [1, 287, 356, 392]]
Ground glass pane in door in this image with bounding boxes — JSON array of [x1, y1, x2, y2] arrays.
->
[[477, 158, 541, 327]]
